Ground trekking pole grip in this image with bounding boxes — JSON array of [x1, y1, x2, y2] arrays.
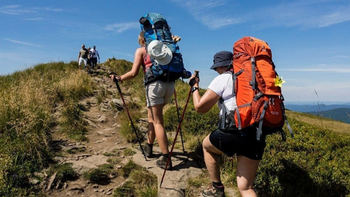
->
[[189, 70, 199, 87], [194, 70, 199, 77]]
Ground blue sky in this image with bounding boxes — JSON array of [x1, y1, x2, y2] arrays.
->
[[1, 0, 350, 103]]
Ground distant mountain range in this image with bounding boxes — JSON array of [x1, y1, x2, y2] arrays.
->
[[307, 108, 350, 124], [285, 103, 350, 112], [285, 103, 350, 124]]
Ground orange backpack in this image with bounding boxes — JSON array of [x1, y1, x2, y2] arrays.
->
[[232, 36, 293, 141]]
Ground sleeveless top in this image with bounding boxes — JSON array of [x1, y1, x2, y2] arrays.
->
[[142, 48, 152, 73]]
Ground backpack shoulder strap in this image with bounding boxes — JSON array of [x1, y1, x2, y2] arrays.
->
[[218, 71, 236, 130]]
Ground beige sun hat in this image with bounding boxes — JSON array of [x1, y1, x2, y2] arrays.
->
[[147, 40, 173, 65]]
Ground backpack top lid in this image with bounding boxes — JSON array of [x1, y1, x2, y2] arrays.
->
[[140, 13, 166, 24], [147, 40, 173, 65], [139, 13, 168, 32]]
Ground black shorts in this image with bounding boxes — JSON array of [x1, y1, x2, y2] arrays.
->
[[209, 126, 266, 160]]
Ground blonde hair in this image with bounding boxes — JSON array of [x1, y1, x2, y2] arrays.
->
[[138, 32, 145, 47]]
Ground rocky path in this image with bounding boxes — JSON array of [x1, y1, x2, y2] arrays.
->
[[46, 68, 215, 197]]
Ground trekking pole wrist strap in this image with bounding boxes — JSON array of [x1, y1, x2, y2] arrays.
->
[[115, 75, 122, 82], [191, 87, 199, 93]]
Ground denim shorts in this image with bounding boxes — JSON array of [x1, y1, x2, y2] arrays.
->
[[145, 80, 175, 107], [209, 126, 266, 160]]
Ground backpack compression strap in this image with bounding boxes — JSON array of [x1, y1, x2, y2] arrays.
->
[[280, 95, 294, 138], [251, 57, 256, 90], [256, 98, 267, 141], [256, 95, 294, 142]]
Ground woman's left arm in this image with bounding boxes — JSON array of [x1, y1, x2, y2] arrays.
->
[[119, 47, 144, 81]]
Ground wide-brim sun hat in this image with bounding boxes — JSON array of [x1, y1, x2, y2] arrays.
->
[[147, 40, 173, 65], [210, 51, 233, 70]]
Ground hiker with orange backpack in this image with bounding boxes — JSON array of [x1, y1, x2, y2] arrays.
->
[[189, 51, 266, 197]]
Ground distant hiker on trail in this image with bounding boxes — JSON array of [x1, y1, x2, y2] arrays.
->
[[87, 47, 92, 67], [189, 51, 266, 197], [78, 44, 89, 69], [110, 32, 181, 170], [90, 45, 100, 70]]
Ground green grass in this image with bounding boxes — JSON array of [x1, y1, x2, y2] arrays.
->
[[287, 110, 350, 134], [83, 163, 117, 185], [1, 58, 350, 196], [0, 61, 94, 196], [113, 160, 157, 197], [253, 118, 350, 197], [46, 163, 79, 188]]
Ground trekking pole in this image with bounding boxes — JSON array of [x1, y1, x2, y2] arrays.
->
[[173, 89, 186, 153], [160, 70, 199, 187], [110, 73, 147, 161]]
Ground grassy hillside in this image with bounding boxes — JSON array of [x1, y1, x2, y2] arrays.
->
[[308, 108, 350, 124], [287, 110, 350, 134], [0, 61, 95, 196], [0, 59, 350, 196]]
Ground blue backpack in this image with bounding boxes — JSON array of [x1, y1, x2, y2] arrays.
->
[[139, 13, 188, 84]]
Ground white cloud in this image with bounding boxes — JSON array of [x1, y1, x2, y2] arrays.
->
[[171, 0, 241, 30], [23, 17, 44, 21], [332, 55, 350, 59], [32, 7, 63, 12], [198, 14, 240, 30], [170, 0, 350, 30], [105, 22, 139, 33], [3, 38, 42, 47], [283, 80, 350, 102], [0, 5, 62, 15], [316, 5, 350, 27], [255, 1, 350, 28], [281, 68, 350, 73], [0, 5, 34, 15]]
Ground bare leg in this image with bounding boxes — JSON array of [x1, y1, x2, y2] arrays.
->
[[147, 107, 155, 144], [149, 104, 169, 154], [202, 135, 224, 183], [236, 156, 260, 197]]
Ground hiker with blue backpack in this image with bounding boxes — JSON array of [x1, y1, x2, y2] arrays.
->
[[189, 51, 266, 197], [111, 13, 190, 170], [110, 29, 184, 169]]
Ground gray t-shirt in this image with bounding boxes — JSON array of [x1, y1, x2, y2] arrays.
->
[[80, 48, 89, 58]]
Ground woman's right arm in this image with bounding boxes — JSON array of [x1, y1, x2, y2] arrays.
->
[[192, 88, 220, 114], [190, 74, 221, 114]]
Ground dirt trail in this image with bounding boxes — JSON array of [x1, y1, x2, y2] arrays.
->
[[45, 67, 226, 197]]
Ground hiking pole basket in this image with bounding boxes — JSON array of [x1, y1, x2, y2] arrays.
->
[[160, 70, 199, 187], [111, 73, 147, 161]]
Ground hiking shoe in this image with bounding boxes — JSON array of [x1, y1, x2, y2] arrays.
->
[[156, 155, 172, 169], [202, 184, 225, 197], [142, 143, 153, 158]]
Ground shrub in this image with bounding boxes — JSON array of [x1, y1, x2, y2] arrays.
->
[[83, 164, 116, 185], [254, 119, 350, 196]]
